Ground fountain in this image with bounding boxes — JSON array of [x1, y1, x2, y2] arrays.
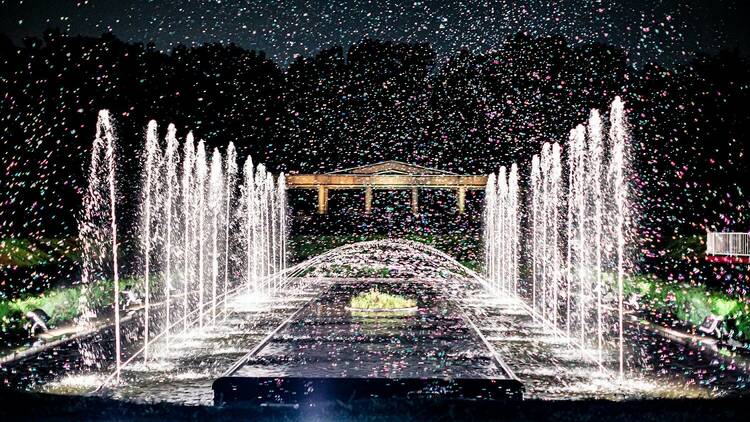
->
[[181, 132, 195, 333], [610, 97, 629, 376], [76, 112, 288, 385], [26, 97, 741, 406], [222, 143, 238, 314], [77, 110, 120, 377], [485, 96, 630, 376], [141, 120, 161, 362], [163, 124, 179, 349], [484, 164, 520, 296], [209, 148, 223, 325], [528, 142, 563, 327]]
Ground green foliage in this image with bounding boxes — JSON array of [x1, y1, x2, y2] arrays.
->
[[321, 264, 391, 278], [0, 238, 51, 267], [627, 274, 749, 341], [0, 301, 25, 339], [0, 237, 80, 268], [459, 260, 480, 272], [0, 277, 140, 335], [288, 234, 386, 262], [349, 289, 417, 310], [711, 297, 739, 316], [661, 235, 705, 261], [734, 312, 750, 340]]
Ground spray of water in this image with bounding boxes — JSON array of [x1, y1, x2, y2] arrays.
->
[[208, 149, 223, 325], [79, 113, 287, 375], [223, 143, 238, 315], [609, 96, 629, 378], [531, 142, 563, 327], [486, 97, 630, 376], [484, 166, 520, 296], [195, 141, 207, 328], [163, 124, 179, 349], [181, 133, 195, 333], [587, 110, 605, 363], [77, 110, 120, 379], [141, 120, 163, 362]]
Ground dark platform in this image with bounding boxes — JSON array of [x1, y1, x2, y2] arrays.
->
[[213, 376, 523, 405], [4, 388, 748, 422]]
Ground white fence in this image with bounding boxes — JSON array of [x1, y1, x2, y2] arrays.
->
[[706, 232, 750, 257]]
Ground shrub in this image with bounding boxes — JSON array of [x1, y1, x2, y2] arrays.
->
[[349, 289, 417, 310], [627, 275, 750, 343]]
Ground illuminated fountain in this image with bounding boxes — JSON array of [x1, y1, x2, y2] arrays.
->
[[484, 164, 520, 296], [63, 98, 732, 404], [76, 111, 288, 383], [485, 97, 630, 376], [77, 110, 120, 374]]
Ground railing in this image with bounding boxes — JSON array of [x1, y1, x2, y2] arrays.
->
[[706, 232, 750, 257]]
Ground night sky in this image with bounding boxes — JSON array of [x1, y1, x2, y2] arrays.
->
[[1, 0, 748, 65]]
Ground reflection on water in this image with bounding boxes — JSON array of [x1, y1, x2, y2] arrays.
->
[[233, 281, 509, 380]]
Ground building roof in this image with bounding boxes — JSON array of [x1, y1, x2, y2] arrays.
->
[[328, 160, 456, 176]]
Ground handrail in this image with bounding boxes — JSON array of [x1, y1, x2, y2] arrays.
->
[[706, 231, 750, 257]]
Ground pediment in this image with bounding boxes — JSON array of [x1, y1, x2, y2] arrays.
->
[[329, 161, 455, 176]]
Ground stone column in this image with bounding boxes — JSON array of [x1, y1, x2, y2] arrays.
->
[[457, 187, 466, 214], [411, 187, 419, 214], [364, 186, 373, 214], [317, 185, 328, 214]]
